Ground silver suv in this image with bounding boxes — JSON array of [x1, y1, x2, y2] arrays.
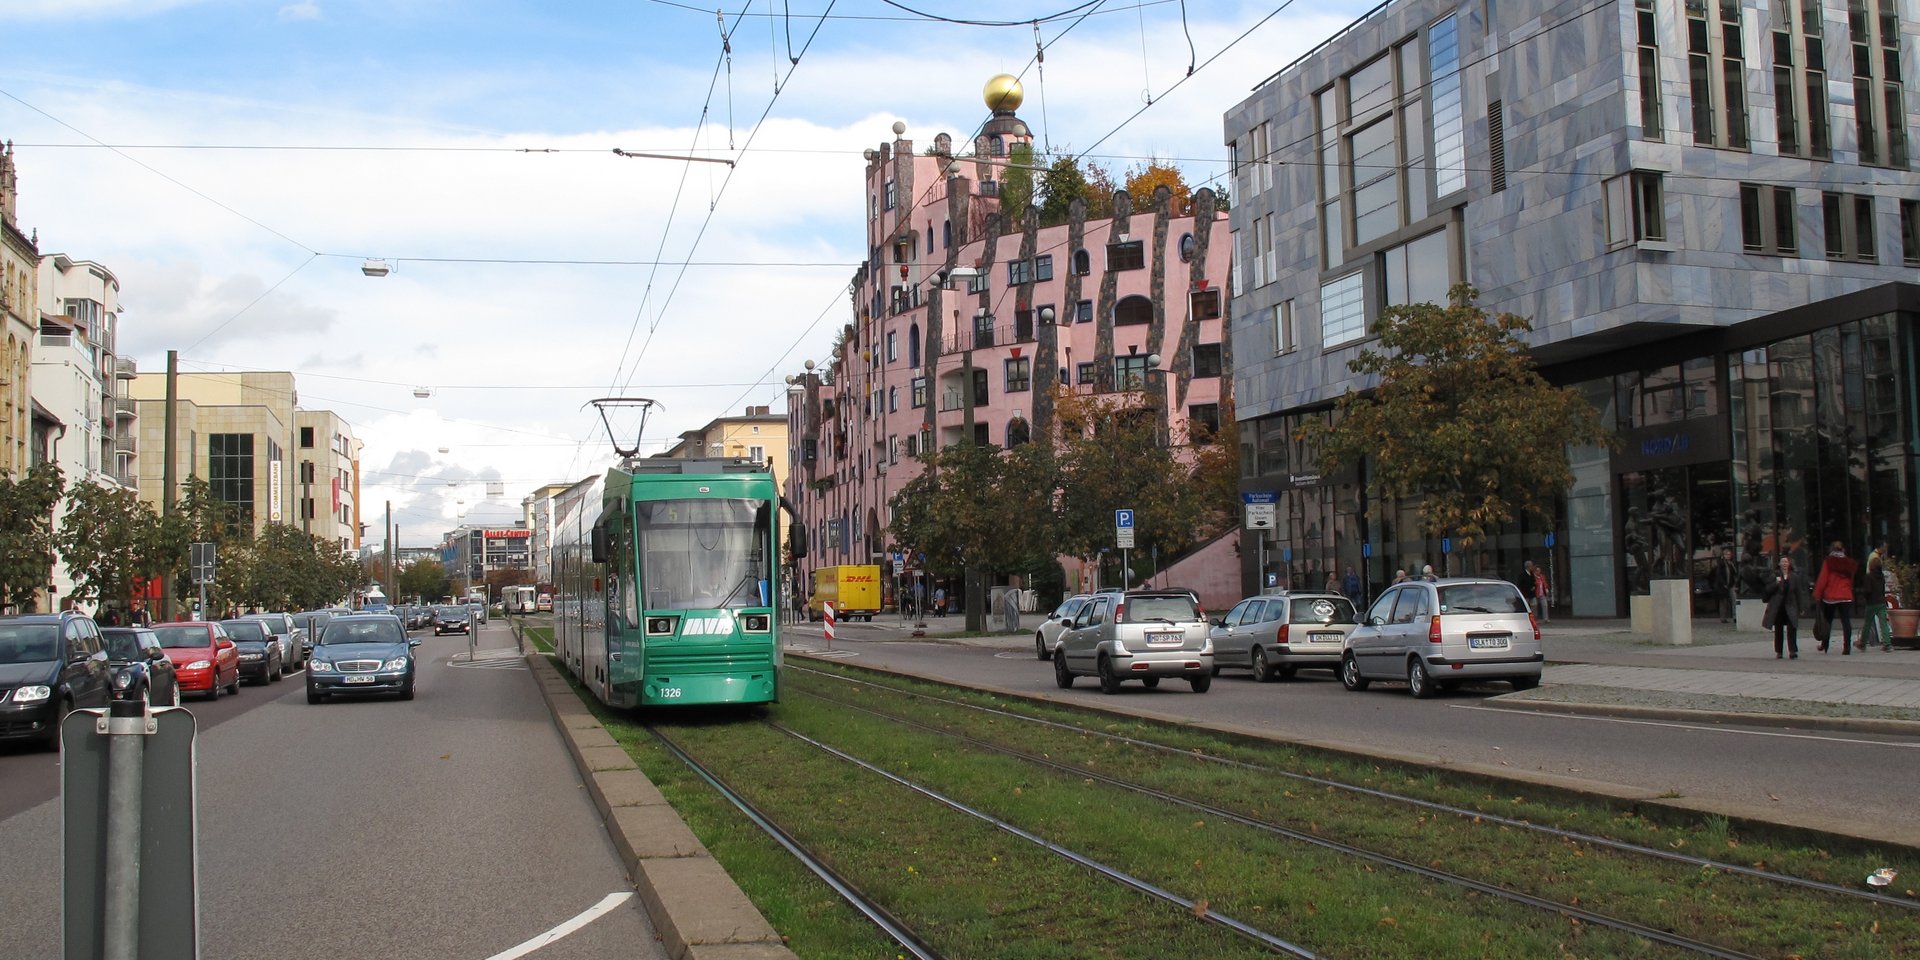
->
[[1210, 592, 1358, 682], [1053, 591, 1214, 694], [1341, 578, 1542, 698]]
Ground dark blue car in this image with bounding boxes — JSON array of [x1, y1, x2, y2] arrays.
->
[[305, 614, 419, 704], [0, 613, 112, 750], [100, 627, 180, 707]]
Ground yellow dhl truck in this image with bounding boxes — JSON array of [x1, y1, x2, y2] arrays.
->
[[808, 565, 882, 622]]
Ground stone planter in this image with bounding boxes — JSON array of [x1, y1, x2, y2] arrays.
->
[[1736, 597, 1767, 632], [1890, 608, 1920, 649], [1630, 594, 1653, 635]]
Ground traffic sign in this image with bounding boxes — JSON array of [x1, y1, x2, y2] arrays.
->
[[1442, 538, 1452, 555], [1244, 502, 1275, 530], [189, 542, 216, 586], [1240, 491, 1278, 504], [64, 707, 198, 960], [1115, 509, 1135, 548], [1362, 542, 1372, 558], [1544, 532, 1556, 548]]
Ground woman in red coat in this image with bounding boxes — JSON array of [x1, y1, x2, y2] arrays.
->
[[1812, 541, 1857, 655]]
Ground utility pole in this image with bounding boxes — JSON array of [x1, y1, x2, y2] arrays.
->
[[384, 501, 394, 602], [159, 350, 179, 620], [959, 307, 985, 633]]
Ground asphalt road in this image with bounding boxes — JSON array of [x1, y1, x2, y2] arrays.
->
[[789, 622, 1920, 845], [0, 619, 666, 960]]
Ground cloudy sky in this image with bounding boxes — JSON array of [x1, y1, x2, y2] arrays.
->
[[1, 0, 1367, 545]]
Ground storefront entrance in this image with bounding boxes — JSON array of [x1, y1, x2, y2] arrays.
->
[[1618, 462, 1732, 615]]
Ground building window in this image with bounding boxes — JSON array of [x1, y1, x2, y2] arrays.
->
[[1108, 240, 1146, 272], [942, 220, 952, 248], [299, 426, 314, 448], [908, 323, 920, 367], [1771, 0, 1831, 159], [1604, 172, 1667, 248], [990, 135, 1005, 156], [1901, 200, 1920, 265], [1430, 15, 1466, 196], [966, 271, 989, 294], [911, 377, 927, 408], [1191, 289, 1221, 321], [1005, 358, 1031, 392], [1231, 229, 1245, 296], [1006, 417, 1031, 447], [1686, 0, 1749, 149], [1188, 403, 1221, 442], [1072, 248, 1090, 275], [884, 179, 896, 210], [1380, 230, 1454, 307], [1114, 355, 1151, 391], [1114, 295, 1153, 326], [208, 433, 254, 534], [888, 387, 897, 412], [886, 331, 897, 362], [1251, 121, 1273, 193], [1822, 192, 1878, 262], [1848, 0, 1907, 167], [972, 368, 990, 405], [1740, 183, 1799, 256], [1034, 254, 1053, 281], [1191, 343, 1222, 378], [1274, 299, 1296, 354], [1077, 361, 1099, 384], [1636, 0, 1664, 139], [1320, 33, 1435, 265], [1075, 299, 1093, 323], [1008, 259, 1031, 285], [1321, 272, 1367, 347], [748, 445, 765, 463]]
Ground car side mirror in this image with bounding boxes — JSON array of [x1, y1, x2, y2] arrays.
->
[[217, 639, 236, 651], [788, 521, 809, 559], [1061, 619, 1076, 630], [408, 639, 421, 647], [147, 647, 167, 661]]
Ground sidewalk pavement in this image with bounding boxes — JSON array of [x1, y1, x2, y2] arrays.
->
[[801, 613, 1920, 731]]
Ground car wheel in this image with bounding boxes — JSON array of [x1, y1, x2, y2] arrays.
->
[[399, 682, 415, 702], [1251, 647, 1274, 683], [207, 678, 221, 702], [270, 661, 282, 682], [1189, 673, 1212, 693], [42, 698, 71, 751], [1408, 658, 1437, 699], [306, 687, 325, 705], [1052, 651, 1073, 689], [1510, 675, 1540, 691], [1340, 654, 1370, 692], [1210, 664, 1221, 677], [1035, 633, 1050, 661], [1097, 656, 1122, 695], [228, 674, 241, 695], [1141, 676, 1161, 689]]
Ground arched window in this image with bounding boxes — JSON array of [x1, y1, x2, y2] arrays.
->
[[990, 135, 1005, 156], [926, 223, 934, 254], [908, 323, 921, 368], [1072, 248, 1091, 275], [1006, 417, 1031, 448], [942, 220, 952, 249], [1114, 295, 1154, 326]]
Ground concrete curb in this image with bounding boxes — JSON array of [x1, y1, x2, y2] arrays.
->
[[524, 652, 798, 960], [1484, 695, 1920, 737], [790, 652, 1920, 854]]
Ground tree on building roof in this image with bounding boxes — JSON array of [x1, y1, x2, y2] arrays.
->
[[1124, 160, 1191, 215], [1300, 284, 1612, 551]]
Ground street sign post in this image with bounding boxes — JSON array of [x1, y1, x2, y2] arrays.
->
[[189, 542, 215, 624], [64, 702, 198, 960], [1115, 509, 1134, 588]]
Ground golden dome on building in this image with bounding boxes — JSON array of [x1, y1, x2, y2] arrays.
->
[[984, 74, 1024, 113]]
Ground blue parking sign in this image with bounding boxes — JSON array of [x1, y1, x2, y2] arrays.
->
[[1115, 509, 1134, 528]]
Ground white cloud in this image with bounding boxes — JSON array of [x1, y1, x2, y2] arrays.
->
[[276, 2, 319, 21]]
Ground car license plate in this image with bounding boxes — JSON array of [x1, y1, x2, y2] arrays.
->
[[1310, 632, 1342, 643], [1146, 631, 1182, 646], [1468, 635, 1511, 650], [344, 675, 376, 684]]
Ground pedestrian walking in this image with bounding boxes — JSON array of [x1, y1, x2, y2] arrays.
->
[[129, 599, 152, 627], [933, 585, 947, 618], [1711, 547, 1737, 623], [1518, 561, 1541, 617], [1341, 566, 1363, 607], [1762, 555, 1810, 659], [1532, 563, 1552, 622], [1323, 571, 1339, 594], [1812, 541, 1857, 654], [1864, 540, 1893, 652]]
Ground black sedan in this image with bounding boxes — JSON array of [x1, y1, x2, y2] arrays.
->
[[218, 619, 283, 684], [100, 627, 180, 707], [306, 614, 419, 704], [431, 605, 471, 635], [0, 614, 113, 749]]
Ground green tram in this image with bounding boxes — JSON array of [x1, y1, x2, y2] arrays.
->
[[552, 458, 807, 708]]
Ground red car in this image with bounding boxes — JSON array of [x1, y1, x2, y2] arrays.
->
[[151, 622, 242, 701]]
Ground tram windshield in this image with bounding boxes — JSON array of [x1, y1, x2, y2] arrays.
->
[[635, 498, 771, 610]]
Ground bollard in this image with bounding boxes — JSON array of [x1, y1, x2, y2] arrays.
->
[[824, 601, 835, 651], [102, 698, 152, 960]]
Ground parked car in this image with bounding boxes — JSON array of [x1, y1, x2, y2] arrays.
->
[[1052, 590, 1214, 694], [220, 619, 284, 684], [292, 610, 336, 656], [1210, 592, 1359, 682], [306, 614, 419, 703], [1034, 594, 1093, 660], [0, 613, 113, 750], [1341, 578, 1544, 698], [242, 611, 302, 670], [432, 605, 471, 635], [151, 622, 242, 701], [466, 600, 489, 625], [100, 626, 179, 707]]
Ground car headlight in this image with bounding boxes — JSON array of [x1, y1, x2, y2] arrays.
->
[[113, 674, 133, 688], [183, 660, 212, 671], [13, 685, 51, 703], [309, 660, 333, 672], [382, 657, 409, 671]]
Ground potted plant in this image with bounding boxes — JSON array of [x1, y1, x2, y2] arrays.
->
[[1884, 556, 1920, 648]]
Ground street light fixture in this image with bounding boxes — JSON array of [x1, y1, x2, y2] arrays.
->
[[360, 259, 392, 277]]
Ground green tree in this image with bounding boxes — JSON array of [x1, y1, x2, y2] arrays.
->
[[1124, 160, 1191, 214], [888, 442, 1055, 630], [164, 476, 247, 614], [1035, 154, 1090, 227], [999, 142, 1036, 229], [0, 464, 64, 611], [1053, 391, 1217, 585], [57, 481, 172, 615], [1300, 285, 1611, 550], [397, 558, 449, 603]]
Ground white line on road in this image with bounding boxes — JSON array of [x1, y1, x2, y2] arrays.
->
[[1464, 704, 1920, 747], [482, 891, 635, 960]]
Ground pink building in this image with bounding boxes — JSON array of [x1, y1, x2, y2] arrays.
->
[[786, 77, 1236, 612]]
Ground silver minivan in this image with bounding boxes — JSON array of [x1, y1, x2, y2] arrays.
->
[[1053, 591, 1214, 694], [1341, 578, 1543, 698], [1210, 592, 1358, 682], [1034, 594, 1092, 660]]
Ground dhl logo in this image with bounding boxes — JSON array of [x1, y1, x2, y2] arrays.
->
[[843, 574, 876, 582], [680, 616, 736, 636]]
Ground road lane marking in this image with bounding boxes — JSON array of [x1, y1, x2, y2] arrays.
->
[[1463, 704, 1920, 747], [482, 891, 635, 960]]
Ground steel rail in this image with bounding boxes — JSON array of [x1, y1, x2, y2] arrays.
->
[[644, 724, 946, 960], [766, 721, 1322, 958], [792, 664, 1918, 911], [797, 688, 1765, 960]]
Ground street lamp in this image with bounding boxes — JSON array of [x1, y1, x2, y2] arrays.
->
[[360, 259, 391, 277]]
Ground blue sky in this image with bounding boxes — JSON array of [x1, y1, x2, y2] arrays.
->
[[0, 0, 1370, 543]]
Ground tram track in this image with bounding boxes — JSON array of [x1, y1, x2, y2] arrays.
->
[[791, 662, 1918, 913]]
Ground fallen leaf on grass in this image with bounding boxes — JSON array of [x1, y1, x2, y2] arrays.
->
[[440, 754, 451, 760], [1768, 793, 1781, 802], [1191, 900, 1209, 919], [1305, 902, 1318, 915], [1378, 917, 1397, 927]]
